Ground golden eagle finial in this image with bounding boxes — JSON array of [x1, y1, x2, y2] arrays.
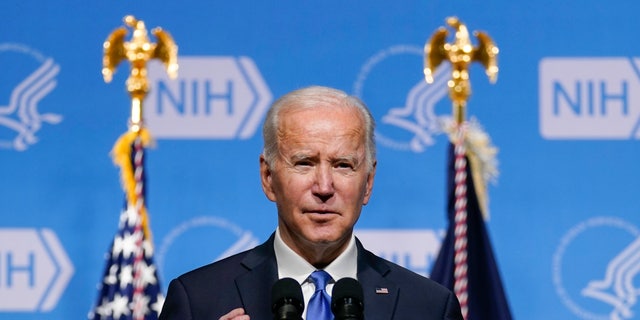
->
[[423, 16, 499, 115], [102, 15, 178, 132], [102, 15, 178, 88]]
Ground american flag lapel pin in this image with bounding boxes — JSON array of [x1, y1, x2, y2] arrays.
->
[[375, 287, 389, 294]]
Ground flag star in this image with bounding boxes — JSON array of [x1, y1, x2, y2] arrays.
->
[[151, 293, 165, 315], [111, 293, 132, 319], [125, 205, 140, 227], [131, 294, 151, 318], [119, 264, 134, 289], [121, 231, 139, 259], [118, 209, 128, 228], [142, 239, 154, 258], [104, 264, 119, 286], [139, 260, 158, 287], [112, 234, 124, 259], [94, 297, 113, 318]]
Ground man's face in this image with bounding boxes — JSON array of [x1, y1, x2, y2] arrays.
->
[[260, 103, 375, 257]]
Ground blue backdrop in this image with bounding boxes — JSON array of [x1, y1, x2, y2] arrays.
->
[[1, 1, 639, 319]]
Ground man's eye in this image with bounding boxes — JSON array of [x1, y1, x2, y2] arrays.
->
[[295, 160, 313, 166], [336, 162, 354, 169]]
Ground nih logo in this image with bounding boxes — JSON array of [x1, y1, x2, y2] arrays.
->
[[355, 229, 443, 277], [146, 56, 272, 139], [0, 228, 74, 312], [539, 58, 640, 139]]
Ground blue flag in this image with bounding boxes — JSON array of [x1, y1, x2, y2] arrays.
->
[[89, 133, 164, 320], [430, 142, 512, 320]]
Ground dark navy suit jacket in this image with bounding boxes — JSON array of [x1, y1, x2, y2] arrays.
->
[[159, 234, 463, 320]]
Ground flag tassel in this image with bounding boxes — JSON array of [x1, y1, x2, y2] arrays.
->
[[111, 128, 153, 241]]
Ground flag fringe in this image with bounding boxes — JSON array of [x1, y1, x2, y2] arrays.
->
[[110, 128, 154, 240], [444, 117, 499, 220]]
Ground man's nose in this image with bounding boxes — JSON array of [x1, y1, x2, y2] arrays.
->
[[312, 165, 335, 201]]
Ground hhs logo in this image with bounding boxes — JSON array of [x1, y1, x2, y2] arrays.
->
[[553, 216, 640, 319], [0, 43, 63, 151], [353, 45, 451, 153], [156, 216, 259, 283], [539, 58, 640, 139], [146, 57, 272, 139], [583, 236, 640, 319]]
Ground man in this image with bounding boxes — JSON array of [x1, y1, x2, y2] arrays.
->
[[159, 86, 463, 320]]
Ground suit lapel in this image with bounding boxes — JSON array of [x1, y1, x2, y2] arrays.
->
[[235, 234, 279, 318], [356, 239, 398, 320], [233, 235, 400, 319]]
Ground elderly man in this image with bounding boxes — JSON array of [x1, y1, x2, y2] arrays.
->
[[159, 86, 462, 320]]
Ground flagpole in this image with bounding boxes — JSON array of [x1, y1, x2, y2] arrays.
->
[[90, 15, 178, 320], [103, 14, 177, 238], [424, 17, 498, 320]]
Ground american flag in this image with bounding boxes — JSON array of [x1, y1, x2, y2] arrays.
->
[[89, 133, 164, 320]]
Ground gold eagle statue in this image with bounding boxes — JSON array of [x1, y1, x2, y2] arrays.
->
[[424, 17, 498, 105], [102, 15, 178, 89]]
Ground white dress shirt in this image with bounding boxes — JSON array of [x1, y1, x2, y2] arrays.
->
[[273, 227, 358, 319]]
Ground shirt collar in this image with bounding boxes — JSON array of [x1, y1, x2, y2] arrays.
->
[[274, 227, 358, 284]]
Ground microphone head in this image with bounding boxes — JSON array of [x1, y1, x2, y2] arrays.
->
[[271, 277, 304, 319], [331, 277, 364, 319]]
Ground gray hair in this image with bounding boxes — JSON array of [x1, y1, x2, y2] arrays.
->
[[262, 86, 376, 172]]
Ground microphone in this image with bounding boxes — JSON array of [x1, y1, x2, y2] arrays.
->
[[271, 277, 304, 320], [331, 277, 364, 320]]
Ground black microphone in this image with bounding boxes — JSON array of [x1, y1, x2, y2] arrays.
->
[[271, 277, 304, 320], [331, 277, 364, 320]]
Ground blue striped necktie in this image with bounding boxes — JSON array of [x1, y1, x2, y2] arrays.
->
[[307, 270, 333, 320]]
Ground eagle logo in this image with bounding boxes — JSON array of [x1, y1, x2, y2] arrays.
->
[[0, 44, 62, 151], [582, 236, 640, 319], [554, 217, 640, 319], [156, 216, 259, 282], [353, 45, 451, 153]]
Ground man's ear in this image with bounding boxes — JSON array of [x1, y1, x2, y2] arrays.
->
[[362, 160, 376, 205], [260, 155, 277, 202]]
